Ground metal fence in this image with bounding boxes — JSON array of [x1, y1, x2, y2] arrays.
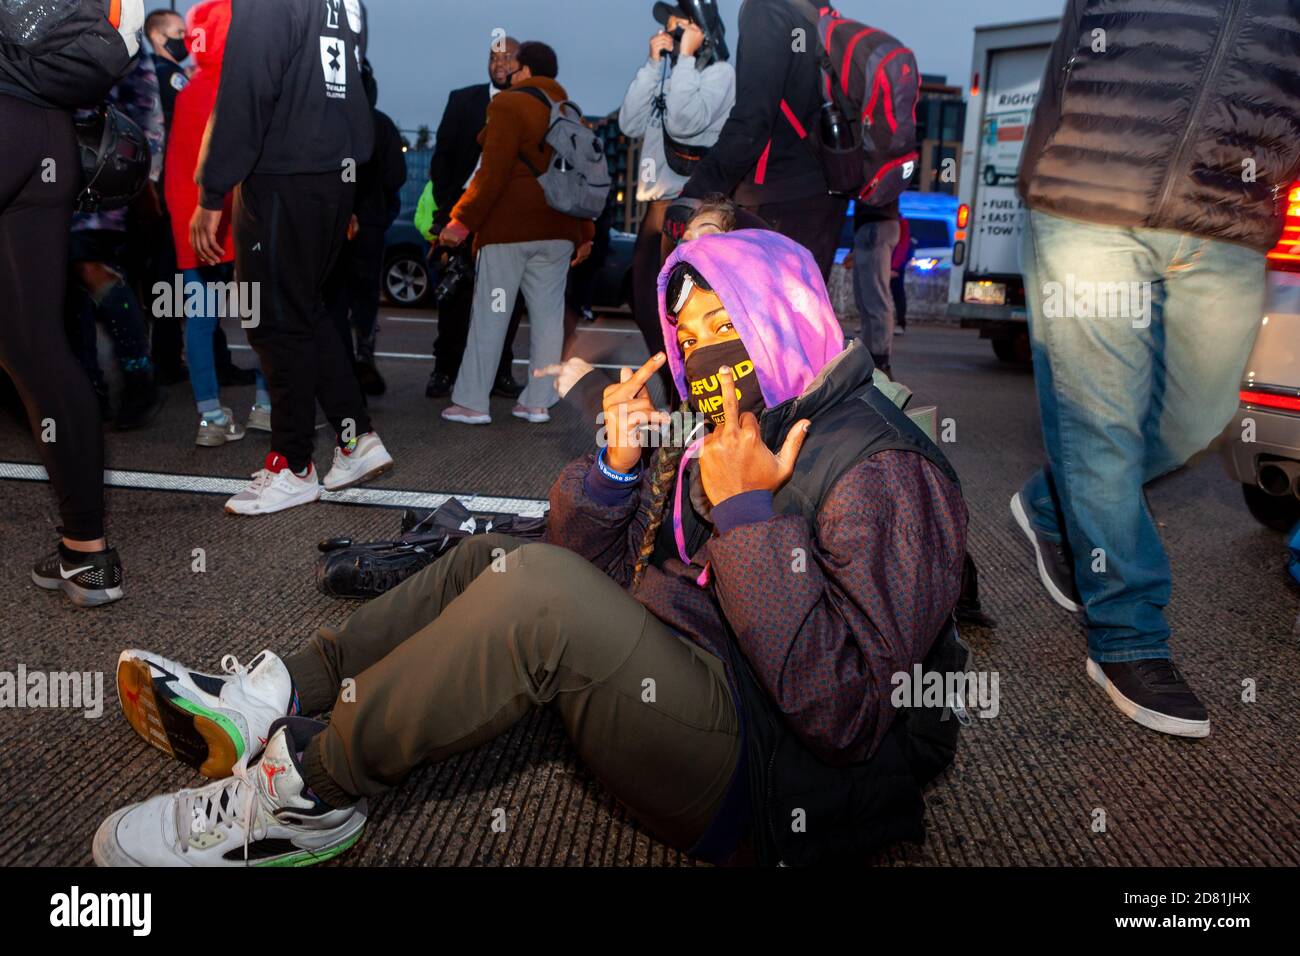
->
[[399, 147, 433, 211]]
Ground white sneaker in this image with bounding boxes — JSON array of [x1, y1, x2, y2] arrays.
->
[[246, 404, 271, 432], [93, 718, 367, 867], [116, 648, 294, 778], [323, 432, 394, 491], [512, 404, 551, 424], [441, 404, 491, 425], [224, 454, 321, 515], [196, 407, 245, 447]]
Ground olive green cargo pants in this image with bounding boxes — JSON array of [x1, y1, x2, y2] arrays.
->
[[286, 534, 740, 851]]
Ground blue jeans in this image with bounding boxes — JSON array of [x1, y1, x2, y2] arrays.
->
[[1019, 210, 1265, 662], [183, 265, 267, 413]]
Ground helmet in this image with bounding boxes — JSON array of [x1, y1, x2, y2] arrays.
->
[[74, 103, 150, 214]]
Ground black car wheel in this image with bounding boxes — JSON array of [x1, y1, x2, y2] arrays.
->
[[384, 251, 431, 307], [991, 331, 1032, 364], [1242, 483, 1300, 533]]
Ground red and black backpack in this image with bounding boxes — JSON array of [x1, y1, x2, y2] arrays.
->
[[788, 0, 920, 207]]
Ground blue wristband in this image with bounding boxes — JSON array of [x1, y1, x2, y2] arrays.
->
[[597, 448, 641, 484]]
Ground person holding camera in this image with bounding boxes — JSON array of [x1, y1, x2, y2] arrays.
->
[[619, 1, 734, 396]]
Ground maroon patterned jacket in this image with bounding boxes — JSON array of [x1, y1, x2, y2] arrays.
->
[[544, 399, 967, 764]]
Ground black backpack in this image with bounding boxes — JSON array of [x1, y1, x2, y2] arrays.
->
[[789, 0, 920, 207], [724, 617, 968, 866]]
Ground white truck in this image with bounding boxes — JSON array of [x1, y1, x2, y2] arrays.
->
[[947, 17, 1060, 362]]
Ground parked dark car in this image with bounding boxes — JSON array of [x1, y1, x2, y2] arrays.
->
[[382, 209, 433, 308], [382, 215, 632, 313]]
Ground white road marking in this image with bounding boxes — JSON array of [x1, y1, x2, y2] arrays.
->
[[0, 462, 548, 516]]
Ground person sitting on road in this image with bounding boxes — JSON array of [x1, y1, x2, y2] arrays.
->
[[94, 230, 968, 868]]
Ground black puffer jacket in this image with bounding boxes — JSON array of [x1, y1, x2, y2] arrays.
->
[[0, 0, 137, 109], [1019, 0, 1300, 253]]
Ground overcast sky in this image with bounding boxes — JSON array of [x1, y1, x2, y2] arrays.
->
[[172, 0, 1065, 133]]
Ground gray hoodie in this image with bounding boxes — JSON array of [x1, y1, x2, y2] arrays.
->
[[619, 53, 735, 203]]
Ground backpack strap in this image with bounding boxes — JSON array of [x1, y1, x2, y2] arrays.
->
[[510, 85, 554, 178], [512, 84, 553, 110], [780, 99, 808, 139]]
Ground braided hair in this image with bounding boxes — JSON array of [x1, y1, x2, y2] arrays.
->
[[631, 260, 713, 588]]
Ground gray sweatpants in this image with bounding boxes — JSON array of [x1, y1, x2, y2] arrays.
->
[[451, 238, 573, 413], [853, 220, 900, 366], [286, 534, 741, 853]]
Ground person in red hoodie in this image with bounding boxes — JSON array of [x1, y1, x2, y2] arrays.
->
[[164, 0, 271, 448]]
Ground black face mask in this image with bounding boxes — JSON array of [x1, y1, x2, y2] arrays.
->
[[683, 338, 764, 427], [164, 37, 188, 63]]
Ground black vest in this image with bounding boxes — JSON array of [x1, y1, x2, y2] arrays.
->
[[726, 342, 968, 866]]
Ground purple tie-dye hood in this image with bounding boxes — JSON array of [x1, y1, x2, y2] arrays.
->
[[656, 229, 846, 408], [656, 230, 847, 579]]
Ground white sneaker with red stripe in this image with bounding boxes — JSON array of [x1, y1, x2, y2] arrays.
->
[[93, 717, 367, 867], [224, 452, 321, 516]]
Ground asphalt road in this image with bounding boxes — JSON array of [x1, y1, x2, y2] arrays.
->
[[1, 308, 1296, 867]]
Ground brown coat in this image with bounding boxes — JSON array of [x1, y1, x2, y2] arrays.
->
[[451, 76, 597, 252]]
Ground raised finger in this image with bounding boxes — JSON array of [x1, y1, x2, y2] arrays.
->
[[718, 365, 739, 428], [623, 352, 666, 395]]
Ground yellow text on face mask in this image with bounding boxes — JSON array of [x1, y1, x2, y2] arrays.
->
[[689, 358, 754, 397]]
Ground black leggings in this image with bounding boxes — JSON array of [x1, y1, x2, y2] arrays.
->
[[0, 96, 105, 540]]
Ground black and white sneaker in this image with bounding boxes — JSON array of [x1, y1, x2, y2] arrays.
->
[[1087, 658, 1211, 738], [1010, 492, 1083, 613], [31, 544, 123, 608]]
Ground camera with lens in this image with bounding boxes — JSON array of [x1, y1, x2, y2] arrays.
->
[[432, 249, 474, 306]]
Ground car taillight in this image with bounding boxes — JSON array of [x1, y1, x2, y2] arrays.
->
[[1267, 182, 1300, 272], [955, 203, 969, 243], [1242, 389, 1300, 413]]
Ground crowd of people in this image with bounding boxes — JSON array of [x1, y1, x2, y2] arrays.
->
[[0, 0, 1297, 868]]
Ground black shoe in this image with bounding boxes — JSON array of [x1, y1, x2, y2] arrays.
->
[[354, 359, 387, 396], [114, 378, 168, 430], [316, 545, 439, 600], [425, 371, 452, 399], [492, 372, 524, 399], [1087, 658, 1210, 738], [216, 364, 257, 387], [1010, 491, 1083, 612], [32, 544, 124, 608]]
